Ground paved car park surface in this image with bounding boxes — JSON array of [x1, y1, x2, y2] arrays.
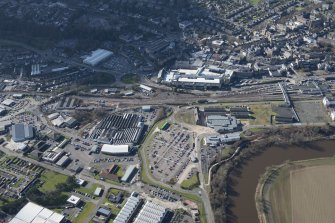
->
[[148, 124, 195, 183]]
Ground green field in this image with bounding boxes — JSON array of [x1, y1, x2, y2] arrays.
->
[[181, 173, 200, 190], [121, 73, 140, 84], [247, 103, 277, 125], [248, 0, 262, 5], [39, 171, 69, 193], [116, 167, 124, 177], [73, 202, 95, 223], [77, 183, 102, 196], [175, 110, 196, 125]]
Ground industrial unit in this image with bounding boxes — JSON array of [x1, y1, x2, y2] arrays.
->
[[101, 144, 131, 155], [133, 201, 168, 223], [83, 49, 113, 66], [90, 113, 144, 145], [205, 132, 241, 147], [206, 115, 240, 133], [113, 192, 144, 223], [121, 165, 138, 183], [11, 124, 34, 142], [9, 202, 65, 223], [2, 99, 15, 107]]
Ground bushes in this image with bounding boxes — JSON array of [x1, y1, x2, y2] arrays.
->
[[1, 198, 27, 215]]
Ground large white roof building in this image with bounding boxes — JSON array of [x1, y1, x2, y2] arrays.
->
[[83, 49, 113, 66], [101, 144, 130, 155], [113, 192, 143, 223], [2, 99, 15, 107], [133, 201, 168, 223], [162, 66, 228, 88], [9, 202, 65, 223]]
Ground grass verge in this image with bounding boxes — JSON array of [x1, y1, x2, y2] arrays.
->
[[181, 173, 200, 190], [73, 202, 95, 223], [39, 171, 68, 193]]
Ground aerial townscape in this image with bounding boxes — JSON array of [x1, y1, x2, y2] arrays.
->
[[1, 0, 335, 223]]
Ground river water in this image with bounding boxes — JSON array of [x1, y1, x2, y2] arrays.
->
[[229, 140, 335, 223]]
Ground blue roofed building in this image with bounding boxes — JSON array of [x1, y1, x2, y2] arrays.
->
[[11, 124, 34, 142], [96, 207, 111, 218]]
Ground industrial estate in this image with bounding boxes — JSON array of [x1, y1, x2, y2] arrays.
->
[[0, 0, 335, 223]]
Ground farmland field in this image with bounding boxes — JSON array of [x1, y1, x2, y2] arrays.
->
[[291, 165, 335, 223], [261, 157, 335, 223]]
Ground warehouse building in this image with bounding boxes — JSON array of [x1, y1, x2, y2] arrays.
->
[[47, 112, 60, 120], [9, 202, 65, 223], [13, 94, 24, 99], [83, 49, 113, 66], [206, 115, 240, 133], [42, 150, 65, 163], [101, 144, 131, 155], [2, 99, 15, 107], [0, 107, 7, 116], [113, 192, 144, 223], [56, 155, 71, 167], [323, 96, 335, 107], [0, 121, 12, 134], [94, 187, 103, 197], [139, 84, 153, 92], [64, 117, 78, 128], [121, 165, 138, 183], [205, 132, 241, 147], [11, 124, 34, 142], [142, 105, 152, 112], [90, 113, 144, 145], [52, 116, 66, 127], [133, 201, 168, 223]]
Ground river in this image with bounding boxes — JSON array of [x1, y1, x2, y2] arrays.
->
[[229, 140, 335, 223]]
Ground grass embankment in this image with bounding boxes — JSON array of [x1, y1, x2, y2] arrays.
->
[[121, 73, 140, 84], [221, 148, 235, 159], [257, 157, 335, 223], [116, 167, 124, 178], [181, 173, 200, 190]]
